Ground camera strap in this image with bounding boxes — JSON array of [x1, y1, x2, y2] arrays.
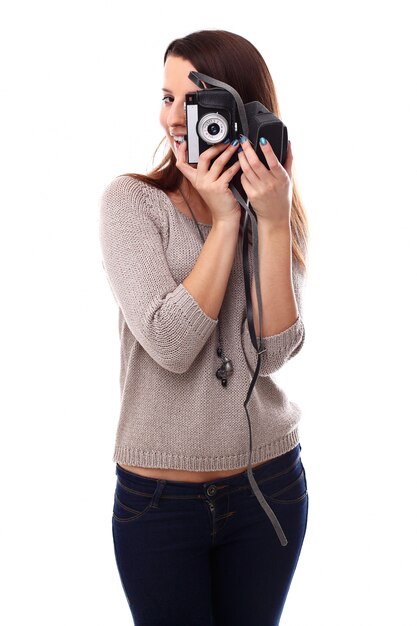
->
[[231, 182, 289, 548], [229, 184, 265, 354], [188, 71, 289, 547]]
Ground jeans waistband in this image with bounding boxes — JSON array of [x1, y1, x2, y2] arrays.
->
[[115, 443, 301, 498]]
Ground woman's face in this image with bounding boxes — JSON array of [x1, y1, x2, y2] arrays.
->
[[159, 55, 203, 162]]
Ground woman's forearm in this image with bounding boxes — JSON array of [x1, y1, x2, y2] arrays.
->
[[250, 220, 298, 338], [182, 219, 241, 321]]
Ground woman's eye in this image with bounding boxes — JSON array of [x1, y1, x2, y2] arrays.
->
[[162, 96, 174, 104]]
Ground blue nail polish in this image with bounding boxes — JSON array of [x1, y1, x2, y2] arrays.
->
[[232, 138, 239, 146], [260, 137, 267, 145], [240, 135, 247, 143], [222, 138, 230, 143]]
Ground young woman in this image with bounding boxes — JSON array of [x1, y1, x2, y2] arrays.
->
[[100, 29, 309, 626]]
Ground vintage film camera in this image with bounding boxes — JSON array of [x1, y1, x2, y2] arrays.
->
[[184, 71, 288, 177]]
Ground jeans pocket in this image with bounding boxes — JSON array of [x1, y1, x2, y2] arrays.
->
[[258, 456, 308, 505], [112, 476, 157, 523]]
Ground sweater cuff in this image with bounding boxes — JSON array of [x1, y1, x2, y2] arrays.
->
[[241, 314, 305, 377], [167, 283, 218, 340]]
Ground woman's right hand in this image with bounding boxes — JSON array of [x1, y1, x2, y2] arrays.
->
[[175, 139, 243, 225]]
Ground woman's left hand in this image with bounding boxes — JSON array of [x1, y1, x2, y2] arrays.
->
[[237, 136, 293, 227]]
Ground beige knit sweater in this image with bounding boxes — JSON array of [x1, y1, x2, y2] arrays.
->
[[99, 175, 306, 471]]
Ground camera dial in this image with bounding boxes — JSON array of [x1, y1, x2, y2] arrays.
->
[[197, 113, 229, 144]]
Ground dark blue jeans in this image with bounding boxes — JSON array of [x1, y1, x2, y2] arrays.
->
[[112, 443, 308, 626]]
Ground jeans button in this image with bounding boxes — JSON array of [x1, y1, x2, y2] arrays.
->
[[207, 485, 217, 496]]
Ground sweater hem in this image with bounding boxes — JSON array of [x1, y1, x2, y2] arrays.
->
[[112, 427, 300, 471]]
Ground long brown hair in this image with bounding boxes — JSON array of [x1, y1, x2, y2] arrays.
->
[[122, 29, 309, 274]]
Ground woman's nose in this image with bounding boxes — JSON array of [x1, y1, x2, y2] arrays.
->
[[167, 99, 186, 127]]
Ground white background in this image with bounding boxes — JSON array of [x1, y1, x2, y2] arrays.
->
[[1, 1, 416, 624]]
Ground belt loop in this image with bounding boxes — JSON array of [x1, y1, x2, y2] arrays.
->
[[150, 479, 166, 509]]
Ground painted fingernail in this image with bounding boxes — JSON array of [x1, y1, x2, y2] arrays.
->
[[240, 135, 247, 143], [260, 137, 267, 145], [237, 146, 243, 153], [232, 138, 239, 146], [222, 138, 230, 143]]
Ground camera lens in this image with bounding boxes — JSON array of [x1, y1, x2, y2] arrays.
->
[[208, 123, 220, 136], [198, 113, 228, 144]]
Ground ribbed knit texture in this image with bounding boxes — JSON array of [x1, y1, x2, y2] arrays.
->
[[99, 175, 306, 470]]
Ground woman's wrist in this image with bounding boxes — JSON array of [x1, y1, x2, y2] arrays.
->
[[212, 216, 242, 232]]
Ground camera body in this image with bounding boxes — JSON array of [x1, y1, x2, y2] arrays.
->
[[185, 87, 288, 171]]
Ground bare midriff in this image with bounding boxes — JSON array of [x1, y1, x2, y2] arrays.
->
[[118, 458, 272, 483]]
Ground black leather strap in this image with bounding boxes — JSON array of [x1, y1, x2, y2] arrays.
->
[[229, 185, 265, 354], [188, 71, 289, 547], [231, 183, 289, 547]]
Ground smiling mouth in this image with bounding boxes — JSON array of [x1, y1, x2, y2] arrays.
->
[[172, 136, 186, 146]]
